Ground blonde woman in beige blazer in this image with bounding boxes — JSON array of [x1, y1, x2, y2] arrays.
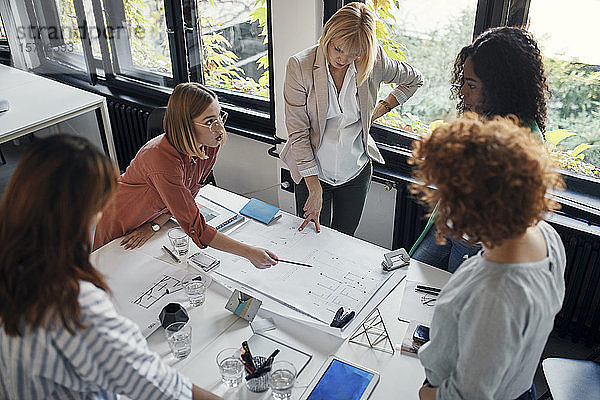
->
[[281, 2, 423, 235]]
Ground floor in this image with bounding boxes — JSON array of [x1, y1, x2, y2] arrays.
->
[[0, 139, 596, 399]]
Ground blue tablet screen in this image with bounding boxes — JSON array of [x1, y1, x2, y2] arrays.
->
[[306, 359, 374, 400]]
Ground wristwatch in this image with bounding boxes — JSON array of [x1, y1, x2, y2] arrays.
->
[[150, 221, 160, 232]]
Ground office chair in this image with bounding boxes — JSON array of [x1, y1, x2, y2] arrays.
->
[[540, 347, 600, 400], [146, 106, 167, 142], [145, 106, 216, 186]]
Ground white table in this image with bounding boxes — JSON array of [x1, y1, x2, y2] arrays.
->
[[0, 64, 117, 162], [92, 186, 451, 399]]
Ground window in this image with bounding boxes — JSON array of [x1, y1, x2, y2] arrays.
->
[[0, 14, 10, 65], [103, 0, 174, 86], [197, 0, 270, 99], [0, 14, 7, 40], [6, 0, 275, 137], [347, 0, 599, 196], [368, 0, 479, 135], [527, 0, 600, 180]]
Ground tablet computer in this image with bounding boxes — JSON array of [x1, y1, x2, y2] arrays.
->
[[300, 356, 379, 400]]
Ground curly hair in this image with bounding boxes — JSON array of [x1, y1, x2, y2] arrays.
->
[[410, 114, 563, 248], [451, 27, 551, 132]]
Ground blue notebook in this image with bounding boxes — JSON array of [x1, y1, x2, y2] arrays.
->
[[239, 198, 280, 225]]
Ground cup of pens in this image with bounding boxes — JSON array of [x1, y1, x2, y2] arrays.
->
[[240, 341, 279, 393]]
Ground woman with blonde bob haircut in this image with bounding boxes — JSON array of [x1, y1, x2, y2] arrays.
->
[[412, 115, 566, 400], [94, 82, 277, 269], [0, 134, 222, 400], [281, 2, 423, 235]]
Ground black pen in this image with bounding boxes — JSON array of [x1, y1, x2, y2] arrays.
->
[[415, 288, 440, 296], [275, 258, 313, 268], [263, 349, 280, 367], [162, 245, 180, 263], [416, 285, 441, 293]]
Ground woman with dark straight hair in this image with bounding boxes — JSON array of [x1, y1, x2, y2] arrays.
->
[[0, 134, 221, 400]]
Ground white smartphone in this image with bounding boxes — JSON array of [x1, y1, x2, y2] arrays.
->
[[188, 251, 219, 272], [300, 355, 380, 400]]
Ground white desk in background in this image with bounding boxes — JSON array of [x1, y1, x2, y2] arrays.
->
[[91, 185, 451, 399], [0, 64, 117, 162]]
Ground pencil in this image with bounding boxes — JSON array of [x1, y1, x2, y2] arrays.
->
[[275, 258, 313, 268], [162, 245, 181, 263]]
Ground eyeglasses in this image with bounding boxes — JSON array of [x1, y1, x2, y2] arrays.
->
[[194, 111, 228, 133]]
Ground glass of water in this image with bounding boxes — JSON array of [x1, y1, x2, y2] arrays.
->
[[268, 360, 296, 399], [182, 274, 206, 307], [164, 321, 192, 359], [216, 348, 243, 388], [168, 227, 189, 256]]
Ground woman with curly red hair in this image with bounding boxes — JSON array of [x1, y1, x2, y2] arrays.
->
[[411, 26, 551, 272], [413, 115, 565, 400]]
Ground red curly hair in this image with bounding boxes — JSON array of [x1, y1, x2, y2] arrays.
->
[[410, 114, 563, 248]]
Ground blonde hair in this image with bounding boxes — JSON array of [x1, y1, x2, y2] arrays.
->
[[319, 2, 377, 86], [163, 82, 219, 159]]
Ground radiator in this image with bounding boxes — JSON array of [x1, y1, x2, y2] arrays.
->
[[551, 222, 600, 344], [106, 98, 151, 171]]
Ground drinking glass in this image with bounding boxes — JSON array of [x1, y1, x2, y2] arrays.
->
[[164, 321, 192, 359], [168, 227, 189, 256], [216, 348, 243, 387], [268, 360, 296, 399], [182, 274, 206, 307]]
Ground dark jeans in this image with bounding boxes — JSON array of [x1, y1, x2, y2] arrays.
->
[[412, 224, 481, 273], [294, 161, 372, 236]]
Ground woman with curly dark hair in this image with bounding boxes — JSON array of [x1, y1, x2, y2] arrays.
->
[[410, 26, 551, 272], [413, 115, 565, 400]]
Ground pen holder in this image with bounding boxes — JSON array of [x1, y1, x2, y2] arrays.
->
[[245, 356, 269, 392]]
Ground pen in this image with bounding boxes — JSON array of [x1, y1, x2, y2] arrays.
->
[[162, 246, 180, 263], [415, 288, 440, 296], [275, 258, 313, 268], [263, 349, 280, 367], [241, 341, 256, 372], [416, 285, 441, 293]]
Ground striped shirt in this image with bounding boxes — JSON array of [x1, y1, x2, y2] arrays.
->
[[0, 281, 193, 399]]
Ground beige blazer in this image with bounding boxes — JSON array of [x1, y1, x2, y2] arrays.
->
[[280, 44, 424, 184]]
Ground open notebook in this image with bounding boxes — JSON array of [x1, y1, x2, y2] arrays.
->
[[172, 193, 245, 231]]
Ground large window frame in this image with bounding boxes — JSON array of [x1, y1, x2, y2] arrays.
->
[[9, 0, 278, 141], [324, 0, 599, 209]]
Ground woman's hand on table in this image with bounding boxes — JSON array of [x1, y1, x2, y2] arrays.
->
[[120, 222, 155, 249], [245, 247, 278, 269], [299, 176, 323, 233]]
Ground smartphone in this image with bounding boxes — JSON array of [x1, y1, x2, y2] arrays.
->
[[188, 251, 219, 272], [413, 324, 430, 345]]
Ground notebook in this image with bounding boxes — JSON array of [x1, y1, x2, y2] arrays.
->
[[196, 194, 245, 231], [172, 193, 245, 231], [239, 198, 280, 225]]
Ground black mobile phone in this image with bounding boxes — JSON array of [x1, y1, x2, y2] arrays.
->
[[413, 324, 430, 345]]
